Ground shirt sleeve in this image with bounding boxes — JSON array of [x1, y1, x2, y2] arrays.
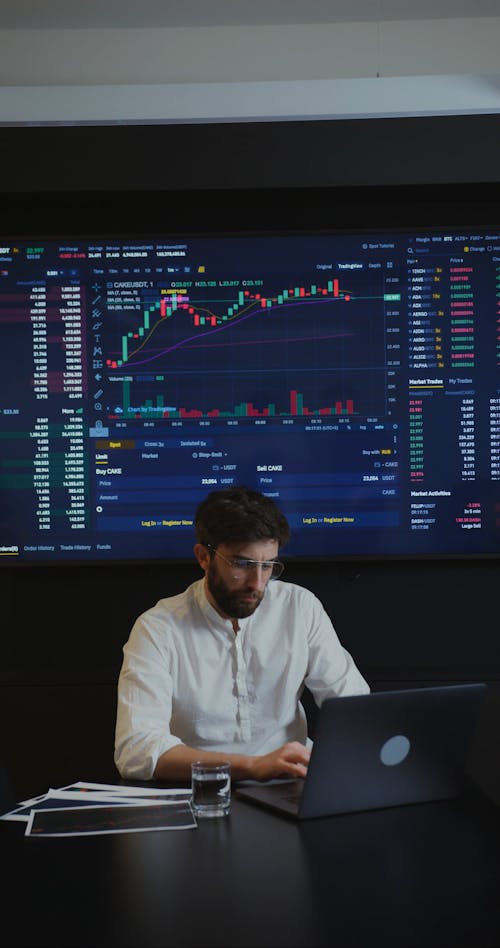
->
[[114, 611, 183, 780], [302, 590, 370, 705]]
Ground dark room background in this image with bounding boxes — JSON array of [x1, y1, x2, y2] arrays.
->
[[1, 113, 500, 802]]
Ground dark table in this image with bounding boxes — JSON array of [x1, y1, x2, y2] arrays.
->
[[1, 778, 500, 948]]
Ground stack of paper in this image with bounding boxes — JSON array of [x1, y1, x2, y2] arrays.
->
[[1, 780, 196, 837]]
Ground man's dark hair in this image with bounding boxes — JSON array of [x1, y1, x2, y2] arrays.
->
[[194, 486, 291, 549]]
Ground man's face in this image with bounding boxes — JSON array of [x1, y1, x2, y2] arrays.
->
[[205, 539, 279, 620]]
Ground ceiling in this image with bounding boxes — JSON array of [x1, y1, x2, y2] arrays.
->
[[1, 0, 499, 29], [0, 0, 499, 125]]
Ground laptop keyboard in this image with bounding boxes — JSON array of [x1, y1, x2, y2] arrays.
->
[[281, 784, 304, 803]]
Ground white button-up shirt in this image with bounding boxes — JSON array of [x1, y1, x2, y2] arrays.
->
[[114, 578, 370, 779]]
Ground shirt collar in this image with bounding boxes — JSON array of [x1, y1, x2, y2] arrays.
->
[[194, 577, 253, 633]]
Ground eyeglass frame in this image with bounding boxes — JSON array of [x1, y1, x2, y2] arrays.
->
[[205, 543, 285, 580]]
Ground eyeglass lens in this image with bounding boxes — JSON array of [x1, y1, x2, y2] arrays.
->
[[232, 559, 283, 579], [207, 545, 284, 579]]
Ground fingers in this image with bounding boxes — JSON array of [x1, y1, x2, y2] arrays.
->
[[279, 742, 311, 777], [254, 741, 311, 781], [281, 759, 308, 779], [287, 740, 311, 760]]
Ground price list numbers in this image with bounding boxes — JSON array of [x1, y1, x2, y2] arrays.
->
[[409, 398, 424, 482], [28, 279, 88, 533], [458, 397, 477, 482], [31, 286, 48, 400], [30, 283, 85, 401], [490, 397, 500, 481], [32, 417, 50, 530], [407, 262, 477, 372], [449, 265, 475, 370], [31, 412, 88, 532]]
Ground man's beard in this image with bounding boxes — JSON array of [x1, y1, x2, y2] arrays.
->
[[207, 562, 265, 619]]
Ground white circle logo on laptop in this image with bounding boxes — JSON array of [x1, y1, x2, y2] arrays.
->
[[379, 734, 411, 766]]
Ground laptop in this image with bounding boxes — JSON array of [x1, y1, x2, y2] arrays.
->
[[235, 682, 487, 820]]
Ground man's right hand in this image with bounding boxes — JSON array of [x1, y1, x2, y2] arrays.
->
[[154, 740, 311, 782], [249, 741, 311, 781]]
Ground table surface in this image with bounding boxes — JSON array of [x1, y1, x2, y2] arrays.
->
[[1, 778, 500, 948]]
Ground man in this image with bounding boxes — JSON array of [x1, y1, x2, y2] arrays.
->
[[115, 486, 369, 782]]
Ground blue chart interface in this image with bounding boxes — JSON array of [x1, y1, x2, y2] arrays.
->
[[1, 229, 500, 563]]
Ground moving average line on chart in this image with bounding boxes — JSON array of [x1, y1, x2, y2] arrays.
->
[[105, 275, 390, 367], [104, 273, 392, 419]]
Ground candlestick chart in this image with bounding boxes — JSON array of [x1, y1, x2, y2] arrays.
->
[[102, 270, 387, 422]]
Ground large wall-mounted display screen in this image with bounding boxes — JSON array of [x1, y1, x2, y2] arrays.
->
[[1, 221, 499, 564]]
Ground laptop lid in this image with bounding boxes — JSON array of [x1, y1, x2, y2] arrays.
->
[[236, 683, 487, 820]]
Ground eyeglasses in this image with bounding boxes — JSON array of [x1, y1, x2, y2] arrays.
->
[[206, 544, 285, 580]]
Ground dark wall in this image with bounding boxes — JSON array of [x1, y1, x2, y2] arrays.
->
[[2, 556, 499, 802], [1, 113, 500, 802], [2, 114, 500, 192], [2, 557, 499, 686]]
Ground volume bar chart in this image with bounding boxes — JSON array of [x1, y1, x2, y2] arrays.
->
[[110, 381, 356, 420]]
